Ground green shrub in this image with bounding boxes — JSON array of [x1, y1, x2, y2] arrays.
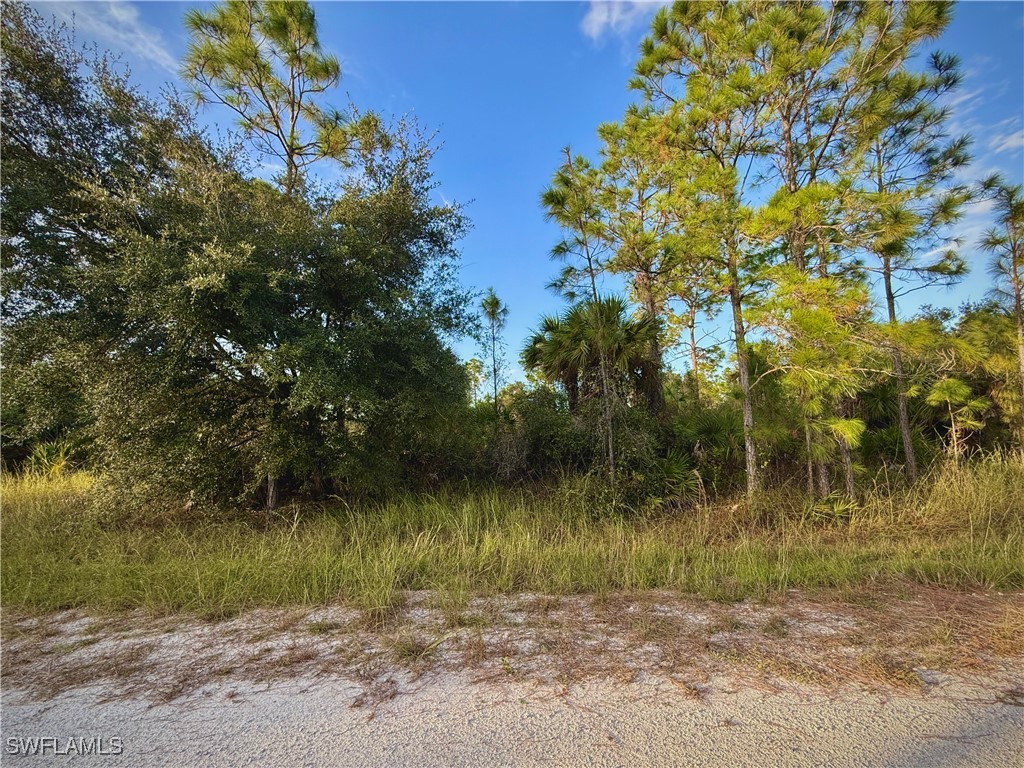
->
[[2, 455, 1021, 614]]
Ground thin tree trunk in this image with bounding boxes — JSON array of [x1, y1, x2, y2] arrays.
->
[[781, 110, 808, 273], [311, 464, 325, 500], [284, 148, 298, 198], [491, 323, 499, 422], [1017, 311, 1024, 440], [948, 403, 962, 465], [838, 398, 857, 499], [874, 140, 917, 483], [728, 251, 758, 500], [588, 300, 616, 483], [599, 356, 616, 482], [1014, 273, 1024, 441], [582, 229, 616, 484], [266, 474, 278, 511], [804, 420, 815, 499], [636, 272, 664, 414], [894, 351, 917, 480], [839, 441, 855, 499], [816, 461, 831, 498], [790, 216, 807, 272], [274, 152, 299, 509], [883, 263, 918, 482], [305, 407, 325, 500], [566, 377, 579, 413], [688, 312, 700, 403]]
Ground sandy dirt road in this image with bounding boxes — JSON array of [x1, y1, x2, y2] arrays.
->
[[3, 590, 1023, 766], [3, 671, 1023, 767]]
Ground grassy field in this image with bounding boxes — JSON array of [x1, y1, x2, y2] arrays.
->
[[2, 456, 1022, 618]]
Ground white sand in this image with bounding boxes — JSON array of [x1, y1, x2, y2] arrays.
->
[[3, 670, 1022, 767]]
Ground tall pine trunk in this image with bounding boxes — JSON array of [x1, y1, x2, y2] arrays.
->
[[727, 239, 758, 499], [635, 271, 664, 414], [598, 352, 617, 482], [804, 421, 815, 499], [687, 308, 701, 402], [1013, 265, 1024, 442], [1017, 306, 1024, 440], [585, 252, 616, 484], [490, 321, 499, 429], [840, 443, 855, 498], [816, 461, 832, 498], [883, 262, 919, 482]]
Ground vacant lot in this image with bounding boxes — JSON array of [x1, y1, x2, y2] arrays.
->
[[3, 468, 1023, 765], [2, 586, 1023, 767], [3, 459, 1023, 617]]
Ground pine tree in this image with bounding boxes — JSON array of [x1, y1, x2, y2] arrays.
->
[[542, 149, 618, 480], [183, 0, 371, 196], [856, 45, 970, 483], [980, 179, 1024, 438], [480, 288, 509, 420], [633, 1, 773, 498], [597, 107, 673, 413]]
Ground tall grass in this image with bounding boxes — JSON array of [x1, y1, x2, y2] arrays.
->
[[2, 456, 1022, 615]]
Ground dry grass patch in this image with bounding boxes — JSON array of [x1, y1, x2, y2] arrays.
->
[[762, 615, 789, 638], [2, 584, 1021, 706], [306, 620, 345, 635], [856, 650, 926, 689], [388, 630, 445, 667]]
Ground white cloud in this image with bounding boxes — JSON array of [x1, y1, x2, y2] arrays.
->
[[45, 1, 178, 74], [942, 86, 985, 118], [952, 197, 999, 278], [954, 196, 994, 241], [580, 1, 664, 42], [944, 69, 1023, 171], [989, 126, 1024, 156]]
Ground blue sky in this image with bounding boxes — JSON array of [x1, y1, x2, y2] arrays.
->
[[30, 1, 1024, 378]]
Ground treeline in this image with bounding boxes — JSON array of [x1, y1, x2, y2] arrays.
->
[[2, 1, 1022, 516], [1, 2, 474, 509], [501, 0, 1023, 505]]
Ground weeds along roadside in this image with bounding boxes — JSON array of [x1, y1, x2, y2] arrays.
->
[[1, 454, 1022, 616]]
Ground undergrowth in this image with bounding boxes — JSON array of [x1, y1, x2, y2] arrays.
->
[[1, 454, 1022, 615]]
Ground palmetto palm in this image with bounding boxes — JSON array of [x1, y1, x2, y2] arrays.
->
[[523, 315, 581, 409], [522, 296, 659, 409]]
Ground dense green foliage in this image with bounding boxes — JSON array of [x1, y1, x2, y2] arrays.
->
[[2, 0, 1022, 530], [2, 3, 472, 509], [521, 0, 1024, 505]]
